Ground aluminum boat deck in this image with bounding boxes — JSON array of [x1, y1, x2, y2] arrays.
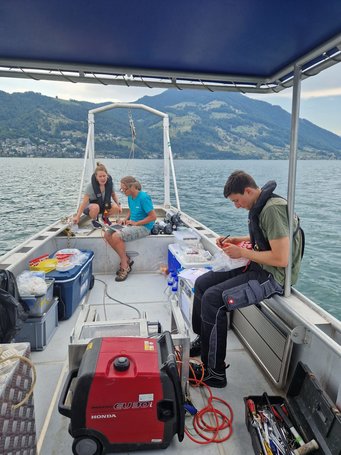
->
[[34, 270, 280, 455]]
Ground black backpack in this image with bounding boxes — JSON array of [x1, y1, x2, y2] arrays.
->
[[0, 270, 29, 343]]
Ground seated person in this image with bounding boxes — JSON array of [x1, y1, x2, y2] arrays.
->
[[189, 170, 303, 388], [104, 176, 156, 282], [73, 162, 122, 225]]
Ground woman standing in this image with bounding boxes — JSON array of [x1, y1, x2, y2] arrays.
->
[[104, 176, 156, 282], [73, 162, 122, 225]]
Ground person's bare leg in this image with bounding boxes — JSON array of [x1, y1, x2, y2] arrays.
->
[[104, 231, 128, 269], [88, 204, 100, 220]]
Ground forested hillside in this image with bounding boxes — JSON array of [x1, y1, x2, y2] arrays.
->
[[1, 89, 340, 159]]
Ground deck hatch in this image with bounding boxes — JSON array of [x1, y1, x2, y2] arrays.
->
[[17, 247, 33, 253]]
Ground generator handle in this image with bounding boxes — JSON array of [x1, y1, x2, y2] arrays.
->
[[58, 368, 78, 418], [159, 332, 185, 442]]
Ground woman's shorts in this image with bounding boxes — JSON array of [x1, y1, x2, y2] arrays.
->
[[108, 225, 150, 242], [83, 204, 100, 216]]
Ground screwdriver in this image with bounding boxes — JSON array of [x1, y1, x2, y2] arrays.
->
[[247, 400, 272, 455]]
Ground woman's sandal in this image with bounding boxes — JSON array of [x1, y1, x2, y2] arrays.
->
[[115, 265, 131, 282], [116, 257, 134, 275]]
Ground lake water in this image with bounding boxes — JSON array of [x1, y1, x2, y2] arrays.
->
[[0, 158, 340, 320]]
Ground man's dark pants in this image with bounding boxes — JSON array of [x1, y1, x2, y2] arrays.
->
[[192, 262, 270, 371]]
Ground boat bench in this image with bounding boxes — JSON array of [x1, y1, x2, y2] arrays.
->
[[232, 301, 293, 388], [56, 232, 176, 275]]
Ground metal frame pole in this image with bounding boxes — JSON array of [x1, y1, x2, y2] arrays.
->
[[77, 112, 94, 209], [285, 64, 302, 296], [163, 117, 171, 207]]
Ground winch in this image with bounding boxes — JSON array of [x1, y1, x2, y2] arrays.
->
[[58, 331, 184, 455]]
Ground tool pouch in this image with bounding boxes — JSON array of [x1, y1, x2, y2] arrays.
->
[[222, 275, 283, 312]]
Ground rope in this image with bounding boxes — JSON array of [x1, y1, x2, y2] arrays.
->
[[0, 353, 37, 410], [128, 110, 136, 160]]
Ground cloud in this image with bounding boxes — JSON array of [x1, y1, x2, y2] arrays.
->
[[300, 87, 341, 99], [0, 78, 164, 103]]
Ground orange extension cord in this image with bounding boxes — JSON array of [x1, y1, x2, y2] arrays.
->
[[176, 351, 234, 445]]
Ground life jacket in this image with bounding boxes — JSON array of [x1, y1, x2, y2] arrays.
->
[[248, 180, 304, 257], [90, 173, 113, 214]]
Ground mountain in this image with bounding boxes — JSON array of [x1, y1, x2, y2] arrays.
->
[[0, 89, 340, 159]]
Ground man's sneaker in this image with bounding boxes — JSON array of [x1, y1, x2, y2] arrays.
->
[[189, 361, 228, 388], [190, 335, 201, 357]]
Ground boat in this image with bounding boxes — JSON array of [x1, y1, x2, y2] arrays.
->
[[1, 2, 341, 455]]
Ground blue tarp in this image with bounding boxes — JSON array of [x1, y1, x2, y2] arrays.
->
[[1, 0, 341, 92]]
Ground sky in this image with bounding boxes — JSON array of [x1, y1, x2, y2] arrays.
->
[[1, 63, 341, 136]]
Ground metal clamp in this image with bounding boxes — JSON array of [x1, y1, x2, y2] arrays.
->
[[290, 325, 311, 344]]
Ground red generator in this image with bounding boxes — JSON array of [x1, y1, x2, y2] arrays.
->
[[59, 332, 185, 455]]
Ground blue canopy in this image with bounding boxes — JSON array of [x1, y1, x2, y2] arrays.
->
[[1, 0, 341, 93]]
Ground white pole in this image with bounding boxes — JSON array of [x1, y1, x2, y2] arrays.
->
[[77, 112, 94, 209], [163, 117, 170, 207], [89, 112, 95, 171], [84, 102, 181, 210], [165, 126, 181, 211], [285, 64, 301, 296]]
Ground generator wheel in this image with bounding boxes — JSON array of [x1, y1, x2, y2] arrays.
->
[[72, 436, 103, 455]]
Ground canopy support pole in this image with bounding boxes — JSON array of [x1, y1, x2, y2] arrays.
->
[[77, 112, 95, 210], [285, 64, 301, 296], [79, 103, 180, 211], [164, 117, 180, 210]]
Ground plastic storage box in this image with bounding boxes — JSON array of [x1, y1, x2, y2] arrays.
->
[[173, 228, 201, 246], [178, 278, 194, 325], [15, 298, 59, 351], [46, 250, 94, 320], [168, 243, 212, 274], [20, 279, 54, 317], [244, 362, 341, 455]]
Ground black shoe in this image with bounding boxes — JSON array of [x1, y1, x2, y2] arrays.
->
[[91, 219, 103, 229], [189, 361, 228, 388], [190, 335, 201, 357]]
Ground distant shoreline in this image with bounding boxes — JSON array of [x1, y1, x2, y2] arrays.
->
[[1, 156, 340, 161]]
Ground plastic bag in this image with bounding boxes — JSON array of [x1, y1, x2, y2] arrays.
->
[[179, 243, 212, 264], [17, 271, 47, 296], [211, 250, 249, 272], [54, 249, 89, 266]]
